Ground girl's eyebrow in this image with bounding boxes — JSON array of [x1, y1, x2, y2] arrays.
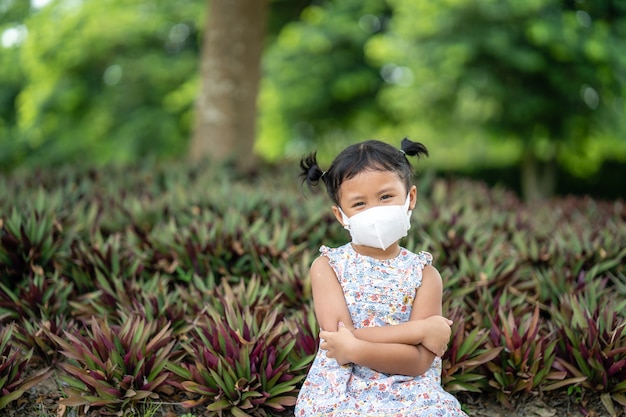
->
[[376, 187, 397, 195]]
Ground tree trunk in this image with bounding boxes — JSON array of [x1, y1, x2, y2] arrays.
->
[[189, 0, 268, 173], [521, 148, 557, 202]]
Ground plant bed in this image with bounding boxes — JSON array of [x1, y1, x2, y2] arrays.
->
[[1, 163, 625, 416], [2, 382, 617, 417]]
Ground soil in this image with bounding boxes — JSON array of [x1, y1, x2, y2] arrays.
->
[[5, 383, 624, 417]]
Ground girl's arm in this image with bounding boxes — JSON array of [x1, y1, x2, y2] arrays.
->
[[311, 258, 447, 375], [351, 315, 451, 347], [351, 265, 451, 355], [309, 256, 354, 333], [321, 324, 437, 376]]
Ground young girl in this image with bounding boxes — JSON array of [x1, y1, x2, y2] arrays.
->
[[295, 139, 467, 416]]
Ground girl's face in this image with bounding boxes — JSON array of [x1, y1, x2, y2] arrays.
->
[[332, 169, 417, 225]]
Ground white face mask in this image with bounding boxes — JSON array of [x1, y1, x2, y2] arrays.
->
[[339, 194, 412, 250]]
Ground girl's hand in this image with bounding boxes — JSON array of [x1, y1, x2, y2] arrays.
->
[[319, 322, 357, 365], [419, 315, 453, 357]]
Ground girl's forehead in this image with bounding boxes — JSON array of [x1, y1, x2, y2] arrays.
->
[[338, 169, 404, 195]]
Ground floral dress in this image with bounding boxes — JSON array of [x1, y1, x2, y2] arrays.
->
[[295, 244, 467, 417]]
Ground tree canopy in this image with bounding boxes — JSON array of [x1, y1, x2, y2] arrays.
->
[[1, 0, 203, 170], [258, 0, 626, 198], [1, 0, 624, 198], [367, 0, 626, 198]]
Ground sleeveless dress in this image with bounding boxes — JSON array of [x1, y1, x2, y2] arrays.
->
[[295, 243, 467, 417]]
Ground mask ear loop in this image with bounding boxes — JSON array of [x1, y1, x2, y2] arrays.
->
[[404, 193, 413, 228], [337, 207, 351, 230]]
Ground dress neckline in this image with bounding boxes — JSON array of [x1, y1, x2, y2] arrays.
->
[[347, 242, 406, 262]]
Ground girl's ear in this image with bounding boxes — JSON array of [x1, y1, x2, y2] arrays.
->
[[332, 205, 346, 226], [409, 185, 417, 210]]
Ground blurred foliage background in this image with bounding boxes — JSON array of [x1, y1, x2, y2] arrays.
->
[[1, 0, 625, 199]]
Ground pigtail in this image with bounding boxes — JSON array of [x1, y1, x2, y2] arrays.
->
[[400, 138, 429, 159], [299, 152, 326, 189]]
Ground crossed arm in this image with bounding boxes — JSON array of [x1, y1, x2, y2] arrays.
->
[[310, 256, 452, 376]]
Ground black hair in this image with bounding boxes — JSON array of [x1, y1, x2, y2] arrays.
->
[[299, 138, 428, 206]]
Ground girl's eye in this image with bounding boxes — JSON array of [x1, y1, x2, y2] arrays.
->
[[352, 202, 365, 208], [381, 195, 393, 201]]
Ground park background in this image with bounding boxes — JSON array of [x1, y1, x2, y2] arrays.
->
[[1, 0, 625, 200], [1, 0, 625, 417]]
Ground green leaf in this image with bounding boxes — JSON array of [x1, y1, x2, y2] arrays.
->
[[205, 398, 231, 411], [265, 395, 298, 409], [542, 376, 587, 391], [600, 393, 616, 416], [230, 406, 253, 417], [612, 393, 626, 406], [0, 390, 25, 410], [165, 361, 191, 380]]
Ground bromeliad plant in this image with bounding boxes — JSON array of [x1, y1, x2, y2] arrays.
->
[[71, 269, 192, 336], [485, 300, 567, 408], [0, 272, 73, 323], [144, 209, 267, 280], [68, 233, 146, 294], [263, 254, 312, 310], [118, 277, 192, 337], [167, 282, 307, 416], [441, 305, 502, 394], [69, 269, 137, 324], [0, 272, 76, 366], [51, 315, 178, 416], [551, 289, 626, 416], [0, 323, 53, 410], [0, 196, 69, 286], [1, 159, 625, 414], [15, 316, 78, 367]]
